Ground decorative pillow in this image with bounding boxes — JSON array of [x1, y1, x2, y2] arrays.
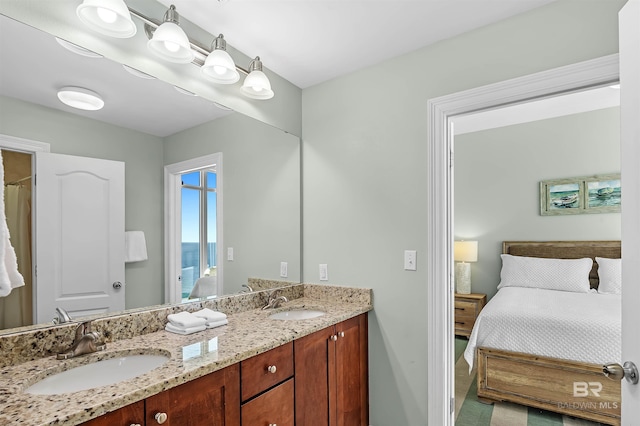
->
[[497, 254, 593, 293], [596, 257, 621, 294]]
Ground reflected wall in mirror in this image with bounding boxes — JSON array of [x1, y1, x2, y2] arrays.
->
[[0, 15, 301, 333]]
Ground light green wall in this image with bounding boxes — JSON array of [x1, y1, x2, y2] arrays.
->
[[301, 0, 626, 424], [455, 107, 621, 301], [0, 95, 165, 309], [164, 113, 301, 294]]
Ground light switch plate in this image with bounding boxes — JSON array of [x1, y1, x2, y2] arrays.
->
[[280, 262, 288, 278], [404, 250, 417, 271], [319, 264, 328, 281], [227, 247, 234, 261]]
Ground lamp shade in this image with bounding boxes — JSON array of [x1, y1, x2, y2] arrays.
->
[[76, 0, 137, 38], [147, 22, 194, 63], [202, 35, 240, 84], [241, 57, 274, 100], [57, 87, 104, 111], [454, 241, 478, 262]]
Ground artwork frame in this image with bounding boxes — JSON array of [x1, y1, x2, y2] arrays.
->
[[540, 174, 621, 216]]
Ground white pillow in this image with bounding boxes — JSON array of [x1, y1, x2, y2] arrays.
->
[[497, 254, 593, 293], [596, 257, 621, 294]]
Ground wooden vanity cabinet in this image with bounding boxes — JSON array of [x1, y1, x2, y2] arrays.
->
[[240, 342, 294, 426], [81, 364, 240, 426], [294, 314, 368, 426]]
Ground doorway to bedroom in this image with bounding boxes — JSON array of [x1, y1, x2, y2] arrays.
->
[[450, 85, 621, 425]]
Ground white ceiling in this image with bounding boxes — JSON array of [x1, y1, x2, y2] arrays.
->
[[161, 0, 558, 89]]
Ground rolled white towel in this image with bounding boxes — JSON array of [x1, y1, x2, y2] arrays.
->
[[165, 323, 206, 335], [167, 311, 207, 328], [205, 318, 228, 329], [193, 308, 227, 322]]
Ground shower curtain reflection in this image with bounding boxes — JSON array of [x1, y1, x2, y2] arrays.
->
[[0, 156, 32, 328]]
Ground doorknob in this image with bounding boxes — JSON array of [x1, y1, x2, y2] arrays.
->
[[603, 361, 639, 384], [112, 281, 122, 289]]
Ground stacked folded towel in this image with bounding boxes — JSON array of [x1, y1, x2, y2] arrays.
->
[[165, 311, 207, 335], [193, 308, 228, 329]]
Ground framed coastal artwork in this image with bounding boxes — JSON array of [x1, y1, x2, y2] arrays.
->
[[540, 174, 621, 216]]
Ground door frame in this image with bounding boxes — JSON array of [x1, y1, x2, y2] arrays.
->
[[164, 152, 224, 303], [0, 134, 49, 323], [425, 54, 620, 425]]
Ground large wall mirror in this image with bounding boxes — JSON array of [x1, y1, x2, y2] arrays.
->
[[0, 14, 301, 333]]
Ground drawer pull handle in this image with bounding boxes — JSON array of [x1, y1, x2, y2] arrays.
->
[[330, 335, 337, 341], [455, 321, 465, 325], [154, 412, 168, 424], [455, 307, 464, 310], [130, 424, 141, 426], [338, 331, 345, 338], [267, 365, 277, 374], [269, 424, 278, 426]]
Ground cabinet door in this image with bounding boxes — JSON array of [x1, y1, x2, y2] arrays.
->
[[145, 364, 240, 426], [294, 325, 334, 425], [334, 314, 369, 426], [81, 400, 144, 426], [241, 378, 294, 426]]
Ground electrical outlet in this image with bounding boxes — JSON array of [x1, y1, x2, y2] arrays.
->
[[404, 250, 417, 271], [319, 264, 328, 281], [280, 262, 288, 278], [227, 247, 234, 261]]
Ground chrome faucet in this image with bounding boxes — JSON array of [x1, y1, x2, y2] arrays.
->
[[53, 307, 73, 324], [242, 284, 254, 292], [262, 290, 288, 310], [57, 320, 106, 360]]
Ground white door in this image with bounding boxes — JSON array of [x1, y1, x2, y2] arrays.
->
[[35, 152, 125, 323], [619, 0, 640, 421]]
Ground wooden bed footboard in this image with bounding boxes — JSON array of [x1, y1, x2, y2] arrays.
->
[[477, 347, 621, 425]]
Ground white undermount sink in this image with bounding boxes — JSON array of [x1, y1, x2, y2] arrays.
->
[[25, 353, 170, 395], [269, 309, 326, 320]]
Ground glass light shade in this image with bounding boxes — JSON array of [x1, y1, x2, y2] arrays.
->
[[55, 38, 103, 58], [454, 240, 478, 262], [202, 50, 239, 84], [241, 70, 274, 100], [76, 0, 137, 38], [57, 87, 104, 111], [147, 22, 194, 64]]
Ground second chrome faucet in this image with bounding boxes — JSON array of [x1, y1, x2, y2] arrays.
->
[[57, 320, 106, 360], [262, 290, 288, 310]]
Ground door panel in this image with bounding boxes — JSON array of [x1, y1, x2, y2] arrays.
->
[[35, 152, 124, 323], [619, 0, 640, 421]]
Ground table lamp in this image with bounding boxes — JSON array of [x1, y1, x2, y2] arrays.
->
[[454, 240, 478, 294]]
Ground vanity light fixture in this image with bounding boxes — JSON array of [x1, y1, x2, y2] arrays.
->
[[75, 2, 275, 99], [76, 0, 137, 38], [201, 34, 240, 84], [241, 57, 275, 100], [57, 86, 105, 111], [147, 5, 194, 64]]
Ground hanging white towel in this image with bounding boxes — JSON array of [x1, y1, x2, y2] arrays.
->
[[124, 231, 148, 263], [0, 151, 25, 297]]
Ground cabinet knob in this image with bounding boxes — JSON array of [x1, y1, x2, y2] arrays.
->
[[154, 412, 168, 424], [267, 365, 277, 374], [130, 424, 141, 426], [269, 424, 278, 426], [339, 331, 345, 338], [330, 335, 337, 341]]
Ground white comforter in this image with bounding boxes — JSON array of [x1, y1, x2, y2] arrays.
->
[[463, 287, 621, 372]]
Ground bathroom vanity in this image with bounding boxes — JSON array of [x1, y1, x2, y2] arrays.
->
[[0, 284, 371, 426]]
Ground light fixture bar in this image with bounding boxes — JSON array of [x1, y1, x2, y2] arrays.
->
[[128, 6, 250, 75]]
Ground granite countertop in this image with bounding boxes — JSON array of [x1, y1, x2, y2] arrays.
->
[[0, 293, 372, 426]]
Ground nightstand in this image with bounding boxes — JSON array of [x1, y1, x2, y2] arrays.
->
[[454, 293, 486, 338]]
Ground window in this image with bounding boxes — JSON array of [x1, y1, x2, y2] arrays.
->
[[181, 169, 217, 300], [164, 153, 223, 304]]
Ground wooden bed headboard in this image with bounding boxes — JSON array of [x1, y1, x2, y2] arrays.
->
[[502, 240, 621, 290]]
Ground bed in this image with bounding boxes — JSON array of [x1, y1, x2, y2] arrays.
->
[[465, 241, 622, 426]]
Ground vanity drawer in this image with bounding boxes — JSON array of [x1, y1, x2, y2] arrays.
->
[[241, 341, 293, 401], [242, 378, 294, 426], [454, 300, 479, 317]]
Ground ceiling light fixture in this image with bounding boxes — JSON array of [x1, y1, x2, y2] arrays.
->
[[76, 0, 137, 38], [75, 2, 275, 100], [241, 57, 274, 100], [147, 5, 194, 64], [201, 34, 239, 84], [55, 37, 103, 58], [122, 64, 156, 79], [57, 86, 105, 111]]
